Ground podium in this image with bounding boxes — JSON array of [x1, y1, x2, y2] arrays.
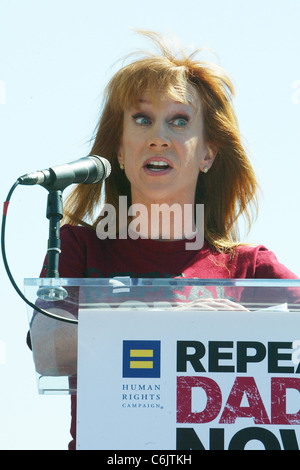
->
[[25, 278, 300, 450]]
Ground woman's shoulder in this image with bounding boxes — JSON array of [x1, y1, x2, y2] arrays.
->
[[235, 243, 298, 279], [59, 223, 102, 258], [235, 243, 269, 257], [60, 223, 97, 241]]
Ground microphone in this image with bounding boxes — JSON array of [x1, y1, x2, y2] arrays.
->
[[17, 155, 111, 191]]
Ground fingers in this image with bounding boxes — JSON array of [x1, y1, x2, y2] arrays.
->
[[208, 299, 249, 311], [173, 298, 249, 311]]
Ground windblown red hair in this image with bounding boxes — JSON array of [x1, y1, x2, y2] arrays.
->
[[63, 31, 258, 250]]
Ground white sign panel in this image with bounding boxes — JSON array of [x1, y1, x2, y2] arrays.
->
[[76, 309, 300, 450]]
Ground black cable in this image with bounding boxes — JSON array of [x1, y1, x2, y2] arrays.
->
[[1, 181, 78, 324]]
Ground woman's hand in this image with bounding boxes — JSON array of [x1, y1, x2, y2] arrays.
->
[[173, 297, 249, 311]]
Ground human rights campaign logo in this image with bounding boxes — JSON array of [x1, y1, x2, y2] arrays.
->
[[123, 340, 161, 378]]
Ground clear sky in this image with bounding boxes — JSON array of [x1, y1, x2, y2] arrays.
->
[[0, 0, 300, 449]]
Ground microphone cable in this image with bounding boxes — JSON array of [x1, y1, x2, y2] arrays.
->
[[1, 180, 78, 324]]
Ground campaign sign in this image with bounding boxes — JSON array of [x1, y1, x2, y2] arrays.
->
[[76, 309, 300, 450]]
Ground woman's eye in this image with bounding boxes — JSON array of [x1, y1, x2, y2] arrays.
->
[[132, 114, 151, 125], [171, 116, 189, 127]]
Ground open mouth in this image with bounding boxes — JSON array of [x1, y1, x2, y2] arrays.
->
[[143, 159, 173, 173]]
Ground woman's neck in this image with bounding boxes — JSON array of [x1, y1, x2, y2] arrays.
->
[[128, 199, 197, 241]]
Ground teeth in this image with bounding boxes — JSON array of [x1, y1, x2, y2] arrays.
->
[[146, 160, 170, 170], [148, 160, 168, 166]]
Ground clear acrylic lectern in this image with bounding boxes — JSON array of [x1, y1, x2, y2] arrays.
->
[[24, 278, 300, 450], [24, 277, 300, 395]]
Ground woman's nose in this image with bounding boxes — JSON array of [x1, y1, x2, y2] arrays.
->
[[147, 123, 171, 149]]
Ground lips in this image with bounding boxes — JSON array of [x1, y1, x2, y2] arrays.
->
[[143, 157, 173, 174]]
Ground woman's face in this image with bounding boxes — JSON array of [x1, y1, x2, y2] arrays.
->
[[118, 85, 216, 207]]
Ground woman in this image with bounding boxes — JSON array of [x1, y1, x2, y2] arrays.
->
[[54, 31, 297, 281], [30, 31, 298, 450]]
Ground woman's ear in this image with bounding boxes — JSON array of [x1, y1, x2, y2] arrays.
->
[[200, 143, 218, 173], [117, 147, 124, 168]]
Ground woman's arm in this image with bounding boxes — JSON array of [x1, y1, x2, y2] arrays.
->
[[30, 309, 78, 376]]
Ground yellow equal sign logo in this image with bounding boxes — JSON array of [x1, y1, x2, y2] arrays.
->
[[130, 349, 154, 369], [123, 341, 161, 378]]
